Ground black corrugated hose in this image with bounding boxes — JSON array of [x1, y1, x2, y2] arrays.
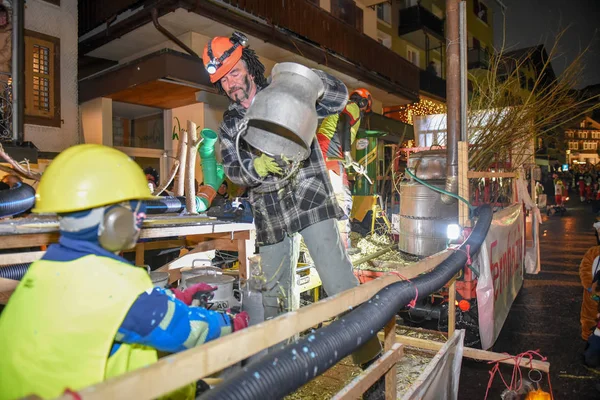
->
[[201, 204, 493, 400], [143, 196, 186, 214], [0, 182, 35, 218], [0, 263, 30, 280]]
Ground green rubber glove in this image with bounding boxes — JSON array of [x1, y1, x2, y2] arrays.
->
[[253, 153, 283, 177]]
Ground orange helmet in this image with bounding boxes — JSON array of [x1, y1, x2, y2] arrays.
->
[[350, 88, 372, 113], [202, 32, 248, 83]]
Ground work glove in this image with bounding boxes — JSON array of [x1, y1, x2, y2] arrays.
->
[[253, 153, 284, 177], [228, 310, 249, 332], [171, 283, 217, 306], [343, 151, 354, 169]]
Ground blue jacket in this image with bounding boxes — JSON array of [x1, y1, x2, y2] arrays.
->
[[42, 237, 232, 354]]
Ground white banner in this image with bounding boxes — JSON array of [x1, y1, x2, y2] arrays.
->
[[475, 204, 525, 350], [400, 330, 465, 400]]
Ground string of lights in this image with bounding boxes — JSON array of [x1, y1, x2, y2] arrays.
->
[[384, 98, 446, 125]]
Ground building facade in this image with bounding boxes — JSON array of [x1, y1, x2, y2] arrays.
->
[[0, 0, 79, 181], [566, 117, 600, 165], [377, 0, 495, 125], [77, 0, 421, 178]]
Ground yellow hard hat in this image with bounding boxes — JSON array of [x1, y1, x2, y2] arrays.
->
[[33, 144, 156, 214]]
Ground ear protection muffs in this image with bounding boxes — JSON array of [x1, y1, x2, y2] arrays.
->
[[98, 205, 140, 253], [351, 94, 369, 110]]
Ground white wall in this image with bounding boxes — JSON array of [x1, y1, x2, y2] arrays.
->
[[80, 97, 112, 145], [355, 1, 378, 40], [24, 0, 78, 152]]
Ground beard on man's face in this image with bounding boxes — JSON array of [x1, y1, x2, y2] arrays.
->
[[227, 75, 253, 105]]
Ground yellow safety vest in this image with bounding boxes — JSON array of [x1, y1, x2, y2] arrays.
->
[[0, 255, 158, 400], [318, 102, 362, 145]]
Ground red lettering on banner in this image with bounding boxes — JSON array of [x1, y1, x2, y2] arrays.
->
[[490, 222, 524, 302], [490, 240, 499, 301]]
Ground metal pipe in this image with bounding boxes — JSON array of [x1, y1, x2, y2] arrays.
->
[[11, 0, 24, 143], [441, 0, 460, 205], [459, 1, 468, 143], [151, 8, 200, 59]]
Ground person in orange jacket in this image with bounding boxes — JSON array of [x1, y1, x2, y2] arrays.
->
[[579, 245, 600, 340]]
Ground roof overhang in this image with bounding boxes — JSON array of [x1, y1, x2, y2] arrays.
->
[[79, 49, 212, 108]]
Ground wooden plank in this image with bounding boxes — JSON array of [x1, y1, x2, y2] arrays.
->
[[389, 334, 550, 373], [458, 141, 470, 227], [188, 231, 250, 241], [122, 239, 186, 253], [139, 223, 254, 239], [448, 278, 456, 337], [0, 251, 45, 265], [331, 344, 403, 400], [467, 171, 517, 179], [135, 243, 145, 266], [383, 318, 397, 400], [237, 230, 255, 281], [0, 232, 59, 249], [53, 274, 405, 400]]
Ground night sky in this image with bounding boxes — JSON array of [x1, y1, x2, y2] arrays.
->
[[492, 0, 600, 89]]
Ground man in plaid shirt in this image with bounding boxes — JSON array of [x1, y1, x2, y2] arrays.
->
[[202, 32, 384, 383]]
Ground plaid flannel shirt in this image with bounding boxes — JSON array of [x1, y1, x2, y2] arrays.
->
[[219, 70, 348, 246]]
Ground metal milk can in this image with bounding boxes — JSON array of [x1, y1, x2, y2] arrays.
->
[[184, 268, 241, 311], [243, 62, 325, 162], [149, 271, 169, 288]]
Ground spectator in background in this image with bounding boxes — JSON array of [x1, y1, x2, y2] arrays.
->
[[217, 181, 229, 201], [426, 61, 438, 77]]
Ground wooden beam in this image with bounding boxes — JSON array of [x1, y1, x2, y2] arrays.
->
[[122, 239, 186, 253], [0, 232, 59, 249], [458, 141, 470, 227], [387, 334, 550, 373], [331, 344, 403, 400], [0, 251, 45, 265], [189, 231, 250, 241], [448, 278, 456, 337], [383, 319, 398, 400], [53, 274, 405, 400], [135, 243, 145, 267], [467, 171, 517, 179]]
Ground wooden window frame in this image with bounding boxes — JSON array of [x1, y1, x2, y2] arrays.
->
[[24, 29, 61, 128]]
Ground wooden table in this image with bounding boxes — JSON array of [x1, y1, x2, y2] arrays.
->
[[0, 214, 256, 283]]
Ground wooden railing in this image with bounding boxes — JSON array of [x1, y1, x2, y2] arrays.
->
[[222, 0, 419, 94], [420, 69, 447, 99], [468, 47, 491, 70]]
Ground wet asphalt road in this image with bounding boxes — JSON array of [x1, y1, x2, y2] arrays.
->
[[459, 198, 600, 399]]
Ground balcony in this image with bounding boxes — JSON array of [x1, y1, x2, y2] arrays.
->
[[468, 48, 490, 70], [419, 70, 446, 100], [210, 0, 419, 100], [398, 5, 444, 40], [78, 0, 420, 102]]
